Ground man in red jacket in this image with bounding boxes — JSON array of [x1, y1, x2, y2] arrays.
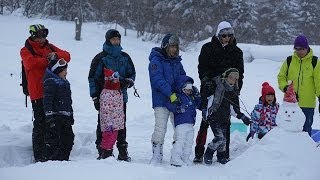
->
[[20, 24, 70, 162]]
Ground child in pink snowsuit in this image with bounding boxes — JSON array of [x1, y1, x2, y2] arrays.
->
[[99, 68, 125, 159]]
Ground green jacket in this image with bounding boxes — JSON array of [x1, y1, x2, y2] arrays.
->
[[278, 49, 320, 108]]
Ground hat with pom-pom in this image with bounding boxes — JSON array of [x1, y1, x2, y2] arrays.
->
[[283, 80, 297, 103], [261, 82, 275, 102]]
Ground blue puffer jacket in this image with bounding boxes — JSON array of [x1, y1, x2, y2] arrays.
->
[[148, 47, 186, 108], [166, 75, 201, 127], [89, 42, 136, 103], [43, 69, 73, 117]]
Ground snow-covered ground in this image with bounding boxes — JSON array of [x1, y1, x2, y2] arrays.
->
[[0, 15, 320, 180]]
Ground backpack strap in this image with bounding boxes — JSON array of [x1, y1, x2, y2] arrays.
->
[[286, 56, 292, 76], [312, 56, 318, 69]]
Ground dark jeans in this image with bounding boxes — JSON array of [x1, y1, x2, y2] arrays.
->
[[195, 118, 230, 160], [45, 116, 74, 161], [31, 99, 46, 162], [95, 103, 128, 149], [301, 107, 314, 136]]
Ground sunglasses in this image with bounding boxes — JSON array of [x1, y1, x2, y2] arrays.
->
[[221, 34, 233, 38], [294, 47, 306, 51], [51, 58, 67, 72]]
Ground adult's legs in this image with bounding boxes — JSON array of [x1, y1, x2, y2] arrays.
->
[[301, 107, 314, 136], [117, 103, 131, 161], [31, 99, 46, 162], [193, 119, 209, 162]]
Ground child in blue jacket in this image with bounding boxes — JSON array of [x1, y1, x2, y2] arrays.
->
[[166, 75, 201, 167]]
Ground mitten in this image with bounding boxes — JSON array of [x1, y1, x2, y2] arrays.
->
[[246, 132, 255, 142], [240, 115, 251, 126], [46, 115, 56, 128], [283, 85, 289, 93], [170, 93, 179, 104], [92, 97, 100, 111], [125, 78, 134, 88]]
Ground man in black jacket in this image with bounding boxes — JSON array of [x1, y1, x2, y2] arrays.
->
[[194, 21, 244, 164]]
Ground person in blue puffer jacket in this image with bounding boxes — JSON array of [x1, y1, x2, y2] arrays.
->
[[88, 29, 136, 161], [43, 58, 74, 161], [166, 75, 201, 167], [148, 33, 186, 164]]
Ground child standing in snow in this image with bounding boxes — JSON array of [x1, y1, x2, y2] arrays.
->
[[202, 68, 251, 165], [166, 75, 201, 167], [99, 68, 125, 159], [43, 58, 74, 161], [246, 82, 279, 141]]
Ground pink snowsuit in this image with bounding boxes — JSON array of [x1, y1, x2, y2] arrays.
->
[[99, 68, 124, 150]]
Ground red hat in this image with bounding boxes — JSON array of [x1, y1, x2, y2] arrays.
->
[[261, 82, 275, 103], [283, 81, 297, 103]]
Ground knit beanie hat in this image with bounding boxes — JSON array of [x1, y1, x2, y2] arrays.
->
[[283, 81, 297, 103], [105, 29, 121, 42], [222, 68, 239, 79], [161, 33, 180, 49], [215, 21, 234, 37], [48, 59, 68, 74], [294, 35, 309, 49], [261, 82, 275, 103]]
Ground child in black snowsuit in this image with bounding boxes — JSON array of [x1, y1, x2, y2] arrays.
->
[[202, 68, 251, 165], [43, 58, 74, 161]]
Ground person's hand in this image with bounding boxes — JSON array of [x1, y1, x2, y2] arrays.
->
[[124, 78, 134, 88], [192, 86, 200, 98], [47, 52, 57, 62], [170, 93, 179, 104], [283, 85, 289, 93], [241, 115, 251, 126], [92, 97, 100, 111], [46, 115, 56, 128], [246, 132, 255, 142]]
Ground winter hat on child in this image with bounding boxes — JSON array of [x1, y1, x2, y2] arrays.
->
[[48, 58, 68, 74], [283, 81, 297, 103], [215, 21, 234, 37], [294, 35, 309, 49], [29, 24, 48, 38], [222, 68, 239, 79], [261, 82, 275, 102], [105, 29, 121, 42]]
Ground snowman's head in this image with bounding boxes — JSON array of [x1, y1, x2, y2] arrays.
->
[[276, 102, 304, 132]]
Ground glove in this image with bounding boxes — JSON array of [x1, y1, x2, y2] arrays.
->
[[170, 93, 179, 104], [201, 76, 214, 92], [283, 85, 289, 93], [192, 86, 200, 98], [124, 78, 134, 88], [92, 97, 100, 111], [47, 52, 57, 62], [46, 115, 56, 128], [246, 132, 255, 142], [240, 115, 251, 126]]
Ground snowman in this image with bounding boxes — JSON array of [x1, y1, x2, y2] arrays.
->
[[276, 81, 305, 132]]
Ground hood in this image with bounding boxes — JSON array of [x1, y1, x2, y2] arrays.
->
[[149, 47, 182, 62], [175, 75, 194, 93]]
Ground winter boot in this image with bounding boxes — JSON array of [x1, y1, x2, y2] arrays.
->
[[204, 147, 215, 165], [217, 158, 229, 164], [150, 142, 163, 165], [101, 149, 113, 159], [96, 145, 102, 160], [193, 146, 205, 163], [170, 155, 183, 167], [117, 144, 131, 162]]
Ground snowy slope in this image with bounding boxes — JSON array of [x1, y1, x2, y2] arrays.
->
[[0, 15, 320, 180]]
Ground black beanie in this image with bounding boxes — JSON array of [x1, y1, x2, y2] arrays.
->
[[105, 29, 121, 42]]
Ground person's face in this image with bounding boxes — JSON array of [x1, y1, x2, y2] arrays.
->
[[58, 68, 67, 80], [265, 94, 275, 105], [220, 34, 233, 45], [110, 37, 121, 46], [226, 73, 238, 86], [294, 47, 308, 58], [166, 45, 179, 58], [34, 29, 47, 44]]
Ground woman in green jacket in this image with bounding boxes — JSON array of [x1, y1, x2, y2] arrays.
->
[[277, 35, 320, 136]]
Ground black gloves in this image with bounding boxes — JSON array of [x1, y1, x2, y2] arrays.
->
[[283, 85, 289, 92], [246, 132, 255, 142], [201, 76, 214, 91], [240, 114, 251, 126], [46, 115, 56, 128], [192, 86, 200, 98], [92, 97, 100, 111], [120, 78, 134, 88], [47, 52, 57, 62]]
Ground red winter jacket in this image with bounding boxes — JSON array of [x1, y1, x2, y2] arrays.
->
[[20, 38, 71, 100]]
